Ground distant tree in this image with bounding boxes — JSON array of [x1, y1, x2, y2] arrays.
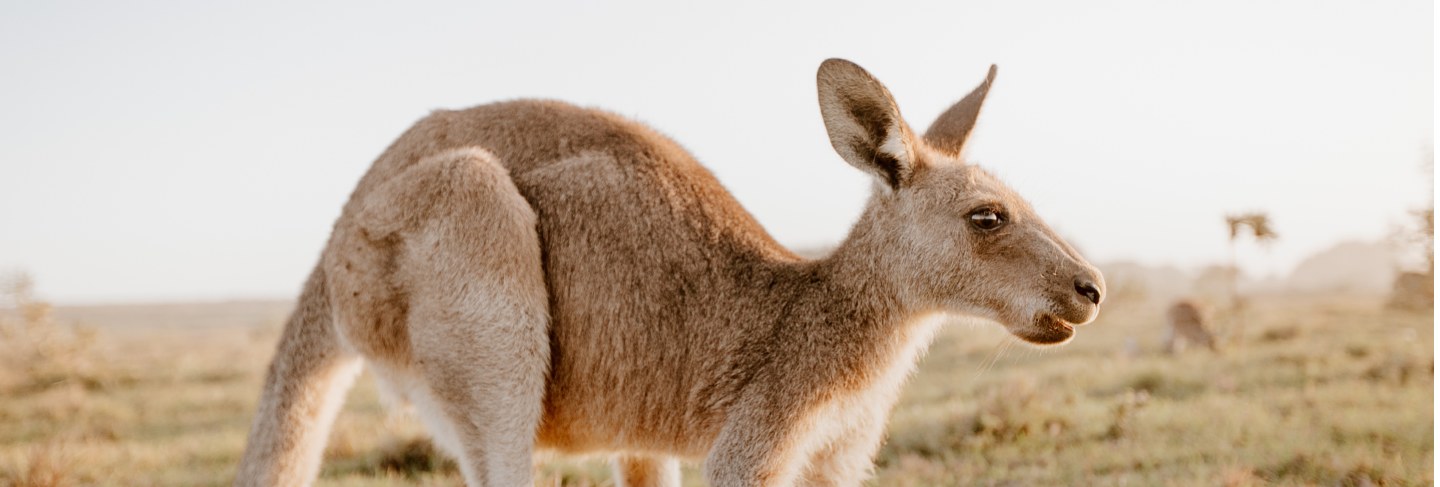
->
[[1386, 148, 1433, 310], [1408, 208, 1434, 272], [1223, 212, 1278, 341], [1226, 213, 1279, 249], [1398, 147, 1434, 274]]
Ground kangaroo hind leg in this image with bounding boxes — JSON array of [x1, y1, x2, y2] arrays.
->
[[358, 147, 550, 486], [236, 268, 363, 487]]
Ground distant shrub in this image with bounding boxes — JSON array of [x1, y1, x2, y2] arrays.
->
[[1362, 355, 1431, 386], [322, 435, 456, 480], [0, 273, 99, 393], [1103, 389, 1150, 440], [963, 378, 1076, 446], [375, 437, 453, 477], [1343, 344, 1371, 359], [1258, 326, 1301, 343], [1256, 454, 1397, 486], [1125, 369, 1207, 400]]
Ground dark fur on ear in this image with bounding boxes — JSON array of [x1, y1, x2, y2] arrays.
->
[[924, 64, 997, 156], [817, 58, 918, 189]]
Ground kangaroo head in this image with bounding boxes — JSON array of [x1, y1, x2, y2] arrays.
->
[[817, 58, 1104, 345]]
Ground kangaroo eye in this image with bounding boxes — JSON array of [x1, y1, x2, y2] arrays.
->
[[968, 208, 1005, 231]]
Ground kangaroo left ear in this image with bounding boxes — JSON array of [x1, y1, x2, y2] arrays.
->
[[817, 58, 919, 190], [924, 64, 997, 157]]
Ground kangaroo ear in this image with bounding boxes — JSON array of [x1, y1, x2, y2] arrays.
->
[[817, 58, 917, 190], [923, 64, 997, 156]]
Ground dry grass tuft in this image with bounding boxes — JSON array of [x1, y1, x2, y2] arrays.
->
[[2, 443, 72, 487]]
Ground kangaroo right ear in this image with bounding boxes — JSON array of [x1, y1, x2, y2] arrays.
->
[[923, 64, 997, 157], [817, 59, 917, 190]]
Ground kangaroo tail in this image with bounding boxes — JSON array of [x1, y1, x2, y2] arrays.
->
[[236, 267, 362, 486]]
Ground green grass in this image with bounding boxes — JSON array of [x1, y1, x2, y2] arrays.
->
[[0, 295, 1431, 486]]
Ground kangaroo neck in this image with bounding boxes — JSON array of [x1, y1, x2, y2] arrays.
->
[[762, 210, 919, 342]]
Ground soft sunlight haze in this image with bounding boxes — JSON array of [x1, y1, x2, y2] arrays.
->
[[0, 1, 1432, 303]]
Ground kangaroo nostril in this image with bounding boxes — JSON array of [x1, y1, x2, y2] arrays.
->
[[1074, 278, 1102, 305]]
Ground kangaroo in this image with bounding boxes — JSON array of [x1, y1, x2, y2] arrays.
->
[[1164, 299, 1219, 353], [235, 59, 1105, 487]]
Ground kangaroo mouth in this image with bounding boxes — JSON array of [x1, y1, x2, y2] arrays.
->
[[1012, 313, 1075, 345]]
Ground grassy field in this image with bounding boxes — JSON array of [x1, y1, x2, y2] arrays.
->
[[0, 294, 1432, 486]]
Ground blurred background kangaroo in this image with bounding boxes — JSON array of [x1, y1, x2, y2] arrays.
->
[[1164, 300, 1219, 353]]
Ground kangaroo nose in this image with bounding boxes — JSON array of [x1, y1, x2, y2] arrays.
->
[[1074, 278, 1102, 305]]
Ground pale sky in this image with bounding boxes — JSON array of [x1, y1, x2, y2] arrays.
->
[[0, 1, 1432, 303]]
